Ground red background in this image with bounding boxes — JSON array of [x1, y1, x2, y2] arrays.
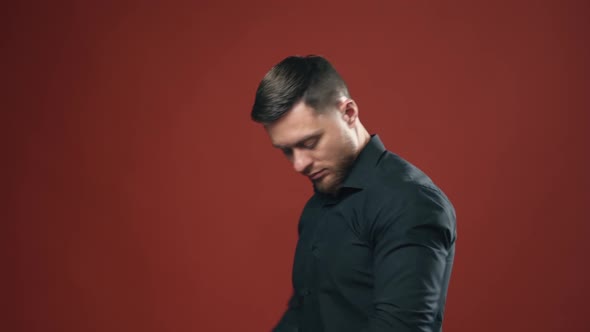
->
[[4, 1, 589, 331]]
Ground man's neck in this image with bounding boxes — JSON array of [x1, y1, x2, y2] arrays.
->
[[353, 124, 371, 157]]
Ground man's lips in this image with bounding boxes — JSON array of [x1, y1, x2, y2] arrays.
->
[[309, 169, 327, 180]]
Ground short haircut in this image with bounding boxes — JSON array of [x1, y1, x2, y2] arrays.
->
[[251, 55, 350, 124]]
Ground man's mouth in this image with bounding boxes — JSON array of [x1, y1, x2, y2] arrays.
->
[[309, 169, 327, 181]]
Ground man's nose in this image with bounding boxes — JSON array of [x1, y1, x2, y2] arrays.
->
[[292, 149, 312, 174]]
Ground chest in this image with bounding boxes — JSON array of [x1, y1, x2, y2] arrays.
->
[[292, 199, 374, 291]]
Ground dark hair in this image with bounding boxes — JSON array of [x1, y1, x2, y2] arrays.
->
[[251, 55, 350, 124]]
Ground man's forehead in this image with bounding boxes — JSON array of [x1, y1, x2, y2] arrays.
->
[[265, 102, 324, 144]]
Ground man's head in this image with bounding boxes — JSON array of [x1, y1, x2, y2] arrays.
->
[[251, 55, 370, 195]]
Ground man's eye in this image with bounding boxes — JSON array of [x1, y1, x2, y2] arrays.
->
[[302, 140, 318, 149], [282, 148, 293, 156]]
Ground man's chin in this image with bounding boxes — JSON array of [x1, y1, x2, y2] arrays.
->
[[313, 180, 338, 195]]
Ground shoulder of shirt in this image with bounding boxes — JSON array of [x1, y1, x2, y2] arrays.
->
[[362, 151, 456, 239], [364, 150, 453, 209]]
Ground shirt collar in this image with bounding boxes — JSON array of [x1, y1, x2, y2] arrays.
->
[[339, 134, 386, 190], [313, 135, 387, 203]]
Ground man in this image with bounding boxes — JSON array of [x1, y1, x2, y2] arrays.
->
[[251, 55, 456, 332]]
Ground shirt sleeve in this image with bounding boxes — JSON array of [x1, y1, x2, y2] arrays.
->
[[272, 291, 300, 332], [364, 185, 457, 332]]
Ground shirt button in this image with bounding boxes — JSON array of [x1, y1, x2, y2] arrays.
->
[[311, 245, 319, 256], [299, 287, 311, 296]]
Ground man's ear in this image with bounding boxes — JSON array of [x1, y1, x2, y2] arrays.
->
[[341, 99, 358, 126]]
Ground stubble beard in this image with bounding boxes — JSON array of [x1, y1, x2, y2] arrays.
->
[[313, 148, 357, 195]]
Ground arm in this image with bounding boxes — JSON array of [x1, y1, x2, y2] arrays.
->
[[365, 186, 456, 332], [273, 196, 320, 331], [272, 291, 300, 332]]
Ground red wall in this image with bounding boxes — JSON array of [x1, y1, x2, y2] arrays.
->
[[5, 1, 589, 331]]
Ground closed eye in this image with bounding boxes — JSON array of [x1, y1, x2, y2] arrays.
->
[[272, 132, 323, 154], [281, 148, 293, 157], [299, 137, 319, 150]]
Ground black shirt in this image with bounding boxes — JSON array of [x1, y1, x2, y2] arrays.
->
[[273, 135, 457, 332]]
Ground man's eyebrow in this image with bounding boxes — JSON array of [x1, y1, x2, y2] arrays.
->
[[272, 131, 323, 149]]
